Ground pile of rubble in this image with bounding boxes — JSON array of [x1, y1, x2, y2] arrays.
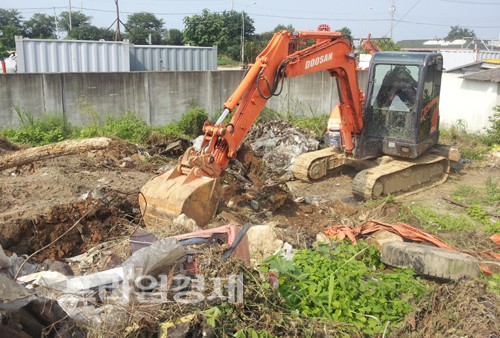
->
[[244, 121, 319, 183]]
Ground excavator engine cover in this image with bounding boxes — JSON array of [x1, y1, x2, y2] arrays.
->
[[139, 168, 222, 227]]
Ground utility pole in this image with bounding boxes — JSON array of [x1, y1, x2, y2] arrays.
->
[[389, 0, 396, 40], [69, 0, 72, 30], [53, 7, 60, 39], [115, 0, 121, 41], [241, 11, 244, 65]]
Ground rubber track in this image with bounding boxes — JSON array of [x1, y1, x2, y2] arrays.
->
[[293, 147, 345, 181], [352, 154, 450, 201]]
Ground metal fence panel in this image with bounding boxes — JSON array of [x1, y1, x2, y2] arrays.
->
[[441, 50, 500, 70], [130, 45, 217, 71], [15, 37, 130, 73]]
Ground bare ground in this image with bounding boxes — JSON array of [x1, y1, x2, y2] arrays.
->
[[0, 137, 498, 336]]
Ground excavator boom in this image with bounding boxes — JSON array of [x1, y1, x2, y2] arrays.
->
[[140, 26, 449, 227], [140, 27, 365, 227]]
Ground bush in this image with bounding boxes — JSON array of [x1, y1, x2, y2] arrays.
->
[[78, 112, 152, 143], [177, 107, 209, 137], [161, 107, 208, 138], [483, 105, 500, 146], [0, 107, 71, 145]]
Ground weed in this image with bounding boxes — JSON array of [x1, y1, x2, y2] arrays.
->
[[487, 273, 500, 295], [255, 107, 284, 124], [452, 185, 481, 204], [384, 194, 396, 203], [440, 119, 490, 161], [176, 107, 209, 137], [405, 205, 475, 232], [161, 107, 209, 138], [79, 111, 152, 143], [466, 204, 489, 223], [1, 107, 71, 145], [260, 240, 428, 336], [218, 54, 240, 67], [485, 177, 500, 204], [482, 105, 500, 146]]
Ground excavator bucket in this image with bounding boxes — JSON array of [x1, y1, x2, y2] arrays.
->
[[138, 168, 222, 227]]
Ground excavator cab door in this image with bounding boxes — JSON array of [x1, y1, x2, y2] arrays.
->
[[360, 52, 443, 159]]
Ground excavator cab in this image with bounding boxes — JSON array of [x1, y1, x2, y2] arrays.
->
[[360, 52, 443, 159]]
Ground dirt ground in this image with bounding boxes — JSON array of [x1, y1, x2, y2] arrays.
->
[[1, 136, 498, 258], [0, 136, 499, 336]]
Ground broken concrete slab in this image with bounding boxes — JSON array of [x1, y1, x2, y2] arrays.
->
[[381, 241, 481, 280], [246, 223, 283, 264], [366, 230, 403, 251]]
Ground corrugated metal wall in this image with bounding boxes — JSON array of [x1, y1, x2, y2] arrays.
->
[[15, 37, 218, 73], [441, 50, 500, 70], [15, 37, 131, 73], [130, 45, 217, 71]]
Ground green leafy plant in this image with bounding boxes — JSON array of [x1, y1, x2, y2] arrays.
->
[[1, 107, 71, 145], [482, 105, 500, 146], [162, 107, 209, 138], [440, 119, 490, 161], [487, 273, 500, 295], [79, 111, 152, 143], [234, 329, 275, 338], [260, 241, 428, 335]]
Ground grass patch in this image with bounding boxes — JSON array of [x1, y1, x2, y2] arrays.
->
[[79, 112, 152, 143], [400, 177, 500, 235], [0, 107, 71, 146], [404, 205, 476, 232], [217, 54, 240, 67], [1, 106, 210, 146], [440, 119, 490, 161]]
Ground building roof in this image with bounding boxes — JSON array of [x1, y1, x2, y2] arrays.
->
[[397, 38, 500, 52], [461, 67, 500, 83], [445, 60, 500, 82]]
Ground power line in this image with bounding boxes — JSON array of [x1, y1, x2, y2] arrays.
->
[[9, 6, 500, 30], [399, 19, 500, 28], [383, 0, 423, 37]]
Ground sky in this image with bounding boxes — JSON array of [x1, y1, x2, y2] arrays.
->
[[3, 0, 500, 42]]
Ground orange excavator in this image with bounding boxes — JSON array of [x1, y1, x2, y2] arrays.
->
[[139, 26, 450, 227]]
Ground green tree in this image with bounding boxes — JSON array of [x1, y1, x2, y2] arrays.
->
[[125, 12, 165, 44], [376, 38, 400, 51], [245, 24, 295, 63], [338, 26, 352, 42], [0, 9, 24, 49], [163, 28, 183, 45], [445, 25, 475, 41], [69, 26, 115, 41], [23, 13, 57, 39], [183, 9, 255, 60], [58, 11, 92, 33]]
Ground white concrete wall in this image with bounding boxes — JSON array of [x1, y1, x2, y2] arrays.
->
[[440, 73, 499, 132]]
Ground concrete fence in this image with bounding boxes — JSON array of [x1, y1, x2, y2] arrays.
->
[[1, 70, 495, 132], [0, 70, 364, 128]]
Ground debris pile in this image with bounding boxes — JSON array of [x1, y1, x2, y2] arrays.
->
[[244, 121, 319, 183]]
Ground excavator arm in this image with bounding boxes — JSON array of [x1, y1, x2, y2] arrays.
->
[[139, 27, 365, 227], [182, 29, 364, 179]]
